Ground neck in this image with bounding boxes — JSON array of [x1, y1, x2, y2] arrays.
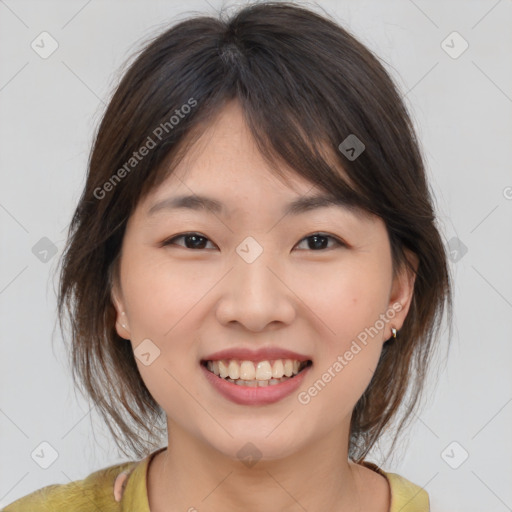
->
[[147, 421, 364, 512]]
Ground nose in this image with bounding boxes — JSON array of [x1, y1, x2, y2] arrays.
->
[[215, 247, 296, 332]]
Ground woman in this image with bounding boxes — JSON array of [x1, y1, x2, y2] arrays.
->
[[4, 2, 452, 510]]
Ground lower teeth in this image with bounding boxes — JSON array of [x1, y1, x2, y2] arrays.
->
[[224, 376, 292, 387]]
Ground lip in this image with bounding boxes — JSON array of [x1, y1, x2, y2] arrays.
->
[[200, 362, 312, 406], [201, 347, 311, 363]]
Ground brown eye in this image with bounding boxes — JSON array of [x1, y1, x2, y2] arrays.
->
[[162, 233, 216, 250], [295, 233, 345, 251]]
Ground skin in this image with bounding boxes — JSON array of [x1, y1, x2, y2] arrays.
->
[[111, 100, 418, 512]]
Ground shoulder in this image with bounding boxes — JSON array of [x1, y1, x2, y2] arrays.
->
[[360, 461, 430, 512], [2, 459, 139, 512], [383, 471, 430, 512]]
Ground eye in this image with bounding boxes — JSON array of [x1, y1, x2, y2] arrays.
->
[[294, 233, 345, 251], [162, 232, 217, 250], [162, 232, 345, 251]]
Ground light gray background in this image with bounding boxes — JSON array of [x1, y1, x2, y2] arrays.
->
[[1, 1, 511, 510]]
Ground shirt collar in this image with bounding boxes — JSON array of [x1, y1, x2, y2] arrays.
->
[[120, 446, 167, 511]]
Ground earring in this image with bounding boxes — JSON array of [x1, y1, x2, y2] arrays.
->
[[121, 311, 127, 329], [391, 327, 397, 339]]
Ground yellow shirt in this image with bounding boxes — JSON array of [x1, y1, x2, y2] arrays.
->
[[2, 447, 429, 511]]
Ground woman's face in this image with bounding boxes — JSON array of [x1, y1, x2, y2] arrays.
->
[[112, 100, 416, 461]]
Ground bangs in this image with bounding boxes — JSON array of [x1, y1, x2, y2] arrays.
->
[[144, 91, 374, 223]]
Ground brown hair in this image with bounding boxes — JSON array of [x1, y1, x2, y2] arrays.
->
[[57, 1, 452, 462]]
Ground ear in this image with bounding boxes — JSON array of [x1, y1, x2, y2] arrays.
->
[[387, 248, 419, 338], [111, 283, 131, 340]]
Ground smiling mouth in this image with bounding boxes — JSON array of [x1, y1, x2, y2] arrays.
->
[[200, 359, 313, 387]]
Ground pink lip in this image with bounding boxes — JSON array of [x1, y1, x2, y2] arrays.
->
[[200, 363, 312, 406], [201, 347, 311, 363]]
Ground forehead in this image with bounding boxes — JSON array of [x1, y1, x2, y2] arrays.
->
[[133, 98, 378, 231], [140, 106, 318, 209], [141, 100, 358, 212]]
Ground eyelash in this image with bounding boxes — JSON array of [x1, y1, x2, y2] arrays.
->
[[161, 232, 346, 251]]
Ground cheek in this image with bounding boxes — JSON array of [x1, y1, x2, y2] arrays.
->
[[299, 279, 387, 419], [121, 249, 214, 338], [297, 259, 389, 399], [298, 259, 390, 342], [120, 252, 212, 395]]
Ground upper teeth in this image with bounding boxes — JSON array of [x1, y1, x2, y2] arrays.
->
[[206, 359, 305, 380]]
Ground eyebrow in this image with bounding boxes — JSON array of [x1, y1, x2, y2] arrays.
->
[[147, 193, 355, 218]]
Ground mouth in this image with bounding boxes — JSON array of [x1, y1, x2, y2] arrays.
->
[[200, 358, 313, 387]]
